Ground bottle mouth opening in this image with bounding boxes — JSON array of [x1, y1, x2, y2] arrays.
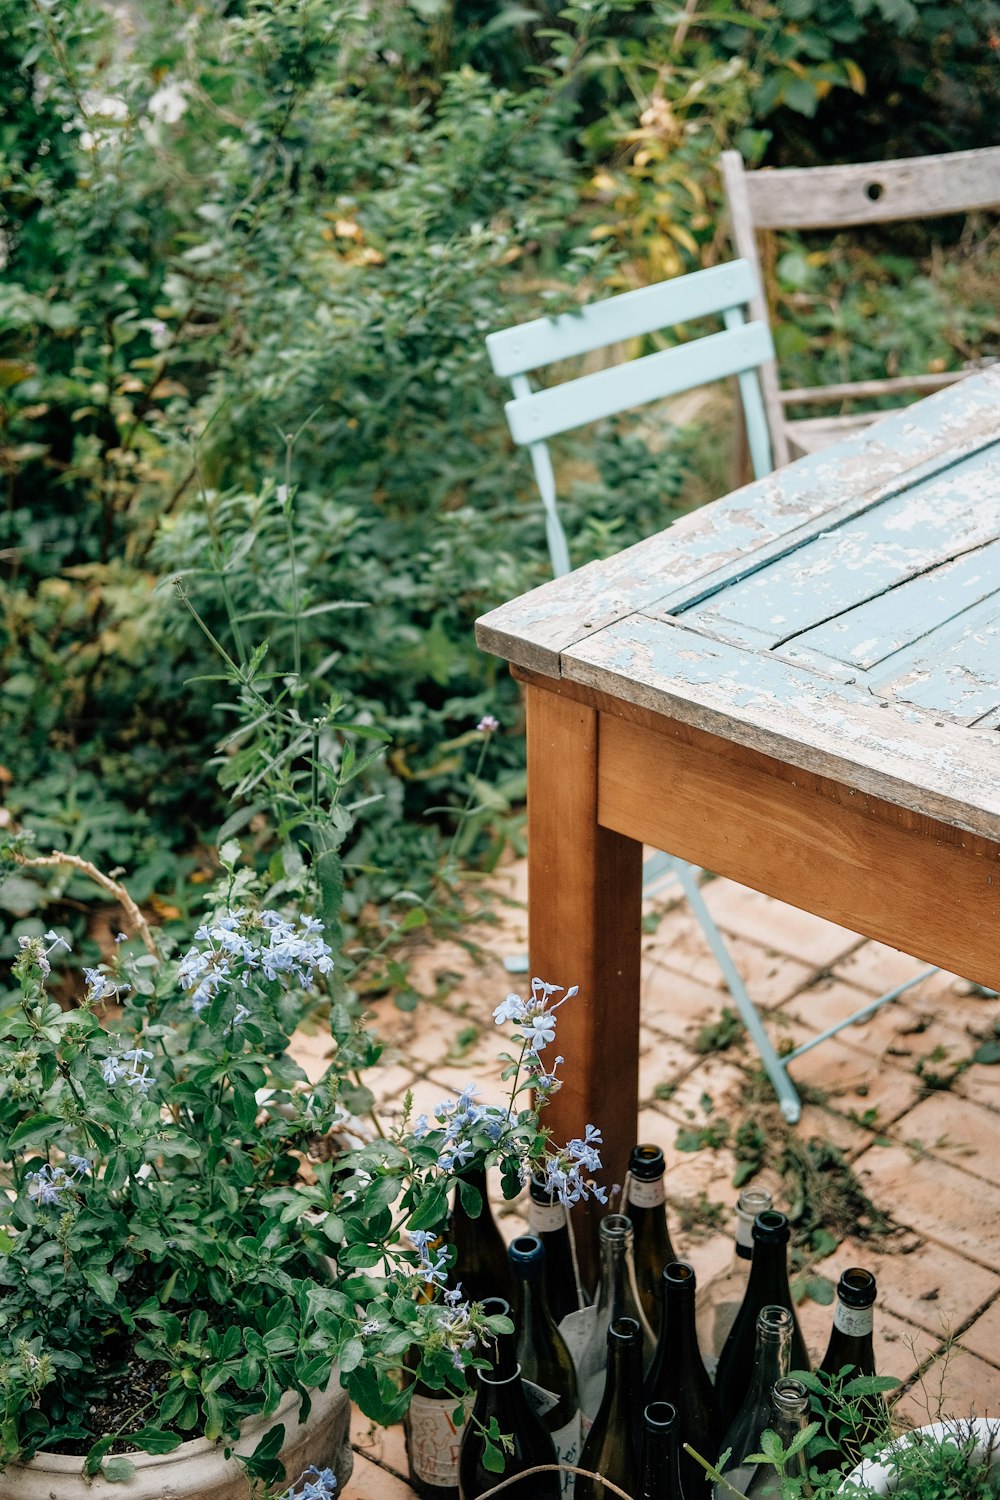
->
[[772, 1377, 810, 1415], [629, 1143, 666, 1179], [663, 1261, 695, 1287], [643, 1401, 678, 1430], [600, 1213, 633, 1239], [479, 1297, 510, 1320], [608, 1316, 641, 1343], [839, 1266, 877, 1306], [508, 1234, 544, 1270], [757, 1304, 793, 1333], [753, 1209, 789, 1243]]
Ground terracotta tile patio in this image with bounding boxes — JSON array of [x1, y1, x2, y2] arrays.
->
[[305, 864, 1000, 1496]]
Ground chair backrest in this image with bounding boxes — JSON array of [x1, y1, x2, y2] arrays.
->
[[485, 260, 774, 577], [721, 146, 1000, 466]]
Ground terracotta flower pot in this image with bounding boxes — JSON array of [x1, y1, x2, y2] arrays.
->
[[0, 1381, 353, 1500], [843, 1417, 1000, 1494]]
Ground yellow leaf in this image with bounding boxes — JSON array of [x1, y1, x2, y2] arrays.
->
[[588, 224, 620, 241], [845, 59, 866, 94], [150, 895, 181, 920]]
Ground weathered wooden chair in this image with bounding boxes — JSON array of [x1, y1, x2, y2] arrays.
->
[[721, 145, 1000, 465], [486, 259, 941, 1123]]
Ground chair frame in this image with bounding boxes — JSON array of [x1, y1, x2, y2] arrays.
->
[[486, 260, 774, 578], [721, 145, 1000, 465]]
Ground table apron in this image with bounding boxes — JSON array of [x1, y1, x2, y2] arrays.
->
[[597, 710, 1000, 991]]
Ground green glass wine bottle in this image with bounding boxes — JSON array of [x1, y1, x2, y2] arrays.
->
[[458, 1298, 560, 1500], [644, 1262, 719, 1497], [509, 1234, 582, 1496], [576, 1214, 655, 1423], [575, 1317, 643, 1500], [714, 1211, 809, 1431], [742, 1379, 811, 1500], [528, 1173, 589, 1324], [696, 1187, 773, 1377], [638, 1401, 687, 1500], [625, 1144, 678, 1336], [448, 1165, 511, 1304], [817, 1267, 884, 1469], [404, 1348, 464, 1500]]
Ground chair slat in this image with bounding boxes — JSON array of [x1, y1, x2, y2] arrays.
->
[[740, 146, 1000, 231], [486, 261, 758, 378], [504, 321, 773, 445]]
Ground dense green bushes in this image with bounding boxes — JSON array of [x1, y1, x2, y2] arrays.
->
[[1, 0, 997, 958]]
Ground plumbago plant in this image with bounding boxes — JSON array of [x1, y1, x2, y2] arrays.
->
[[1, 878, 602, 1491]]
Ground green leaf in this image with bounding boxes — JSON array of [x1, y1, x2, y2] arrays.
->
[[103, 1457, 137, 1482], [803, 1275, 835, 1305], [84, 1268, 119, 1304], [7, 1113, 63, 1149], [972, 1039, 1000, 1065], [130, 1427, 182, 1454]]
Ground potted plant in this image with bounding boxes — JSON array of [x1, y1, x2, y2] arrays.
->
[[695, 1367, 1000, 1500], [0, 833, 602, 1498]]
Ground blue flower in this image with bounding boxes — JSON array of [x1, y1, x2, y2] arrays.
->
[[281, 1465, 337, 1500]]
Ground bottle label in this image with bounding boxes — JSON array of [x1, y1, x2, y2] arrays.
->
[[523, 1379, 561, 1418], [407, 1392, 464, 1486], [735, 1213, 755, 1251], [550, 1411, 582, 1496], [557, 1305, 596, 1368], [626, 1175, 665, 1209], [834, 1302, 874, 1337], [529, 1198, 569, 1234]]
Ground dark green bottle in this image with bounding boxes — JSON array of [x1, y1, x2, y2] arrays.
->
[[818, 1267, 883, 1469], [576, 1317, 643, 1500], [509, 1235, 581, 1495], [714, 1305, 793, 1499], [638, 1401, 688, 1500], [448, 1166, 511, 1304], [528, 1174, 589, 1324], [644, 1262, 719, 1497], [714, 1211, 810, 1431], [458, 1298, 560, 1500], [625, 1144, 679, 1336]]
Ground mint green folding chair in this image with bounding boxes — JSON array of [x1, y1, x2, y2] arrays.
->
[[486, 259, 937, 1124]]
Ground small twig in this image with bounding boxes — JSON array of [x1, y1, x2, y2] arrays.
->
[[9, 850, 159, 958], [475, 1464, 633, 1499]]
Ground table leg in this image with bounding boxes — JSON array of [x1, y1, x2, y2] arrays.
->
[[525, 682, 643, 1286]]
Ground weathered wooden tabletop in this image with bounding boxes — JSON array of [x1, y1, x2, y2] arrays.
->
[[477, 367, 1000, 843]]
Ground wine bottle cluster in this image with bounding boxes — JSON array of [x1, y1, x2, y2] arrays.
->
[[405, 1147, 885, 1500]]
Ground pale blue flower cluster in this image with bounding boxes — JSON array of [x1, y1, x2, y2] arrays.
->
[[539, 1123, 608, 1206], [409, 1230, 449, 1286], [26, 1155, 91, 1206], [101, 1047, 154, 1096], [280, 1465, 337, 1500], [83, 967, 131, 1004], [16, 930, 71, 980], [176, 908, 334, 1014], [493, 977, 577, 1094]]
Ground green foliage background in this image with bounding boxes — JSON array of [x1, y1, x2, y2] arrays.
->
[[1, 0, 997, 951]]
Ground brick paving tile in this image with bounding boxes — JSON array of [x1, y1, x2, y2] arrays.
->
[[957, 1062, 1000, 1113], [796, 1102, 875, 1158], [832, 943, 957, 1000], [642, 963, 735, 1038], [644, 912, 815, 1011], [796, 1299, 939, 1385], [893, 1343, 1000, 1425], [771, 1019, 924, 1126], [639, 1030, 698, 1103], [894, 1093, 1000, 1187], [854, 1145, 1000, 1272], [351, 1408, 409, 1473], [810, 1235, 1000, 1342], [350, 1452, 418, 1499], [700, 879, 864, 967], [653, 1054, 750, 1124], [959, 1293, 1000, 1368], [778, 977, 970, 1066]]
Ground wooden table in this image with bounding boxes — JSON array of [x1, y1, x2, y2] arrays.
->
[[476, 369, 1000, 1270]]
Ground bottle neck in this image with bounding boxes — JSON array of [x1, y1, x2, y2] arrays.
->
[[594, 1229, 632, 1316], [529, 1192, 570, 1237], [747, 1239, 791, 1301], [603, 1331, 643, 1424], [512, 1270, 556, 1343], [744, 1323, 792, 1412], [481, 1322, 519, 1384], [639, 1412, 683, 1500], [626, 1171, 666, 1212]]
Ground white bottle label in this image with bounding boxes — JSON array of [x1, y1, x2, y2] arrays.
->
[[408, 1392, 464, 1486], [558, 1305, 596, 1368], [551, 1410, 582, 1496], [735, 1212, 755, 1251], [834, 1302, 874, 1337], [626, 1175, 665, 1209], [523, 1379, 561, 1418], [530, 1198, 569, 1234]]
